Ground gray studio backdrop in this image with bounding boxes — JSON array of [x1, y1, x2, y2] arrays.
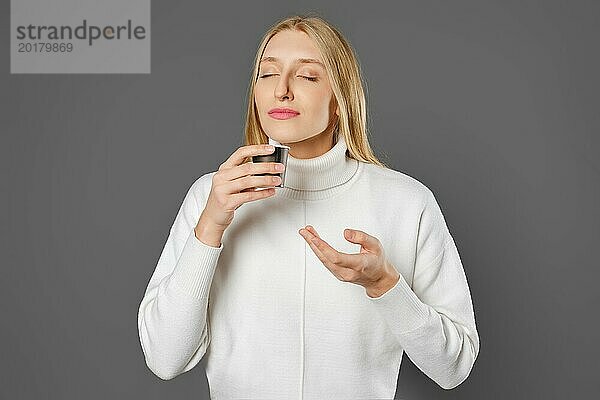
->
[[2, 1, 599, 399]]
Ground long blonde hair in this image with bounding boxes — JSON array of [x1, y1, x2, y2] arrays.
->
[[243, 13, 389, 168]]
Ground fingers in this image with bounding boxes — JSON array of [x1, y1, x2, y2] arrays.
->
[[305, 225, 320, 238], [344, 229, 381, 253], [218, 161, 282, 187], [229, 187, 276, 207], [301, 231, 362, 283], [220, 144, 275, 170], [224, 174, 281, 194], [299, 227, 356, 268]]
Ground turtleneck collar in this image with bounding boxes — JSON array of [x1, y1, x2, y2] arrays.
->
[[276, 133, 362, 201]]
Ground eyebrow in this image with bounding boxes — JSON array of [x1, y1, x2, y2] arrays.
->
[[260, 56, 325, 68]]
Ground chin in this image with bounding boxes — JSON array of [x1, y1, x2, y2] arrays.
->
[[266, 130, 321, 145], [266, 133, 293, 144]]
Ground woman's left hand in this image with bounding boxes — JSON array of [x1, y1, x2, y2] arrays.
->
[[299, 225, 400, 297]]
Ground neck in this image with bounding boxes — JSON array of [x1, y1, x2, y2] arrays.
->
[[276, 134, 362, 201], [286, 131, 336, 159]]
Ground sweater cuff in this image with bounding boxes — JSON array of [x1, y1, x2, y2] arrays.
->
[[367, 272, 432, 334], [167, 229, 223, 300]]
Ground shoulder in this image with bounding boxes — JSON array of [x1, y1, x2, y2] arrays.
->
[[360, 162, 434, 207]]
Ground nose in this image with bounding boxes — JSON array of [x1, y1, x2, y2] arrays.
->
[[274, 73, 294, 101]]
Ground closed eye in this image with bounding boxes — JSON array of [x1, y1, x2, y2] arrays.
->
[[258, 74, 318, 82]]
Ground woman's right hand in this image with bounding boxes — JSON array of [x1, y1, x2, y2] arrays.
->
[[197, 144, 285, 235]]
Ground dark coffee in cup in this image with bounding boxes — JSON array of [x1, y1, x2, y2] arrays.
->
[[252, 144, 290, 188]]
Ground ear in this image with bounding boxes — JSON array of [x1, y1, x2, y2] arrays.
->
[[335, 106, 340, 117]]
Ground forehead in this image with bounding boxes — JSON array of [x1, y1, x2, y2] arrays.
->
[[260, 30, 324, 67]]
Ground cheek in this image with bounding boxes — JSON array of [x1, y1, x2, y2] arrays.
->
[[254, 87, 267, 111], [310, 91, 334, 119]]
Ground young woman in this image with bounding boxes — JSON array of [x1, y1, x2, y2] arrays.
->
[[138, 14, 479, 399]]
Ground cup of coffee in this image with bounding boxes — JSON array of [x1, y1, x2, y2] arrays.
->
[[252, 143, 290, 189]]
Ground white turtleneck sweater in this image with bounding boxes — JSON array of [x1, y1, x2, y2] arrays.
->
[[137, 135, 480, 399]]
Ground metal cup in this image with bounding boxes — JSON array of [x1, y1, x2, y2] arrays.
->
[[251, 144, 290, 188]]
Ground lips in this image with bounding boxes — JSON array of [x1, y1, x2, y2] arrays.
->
[[268, 108, 300, 120]]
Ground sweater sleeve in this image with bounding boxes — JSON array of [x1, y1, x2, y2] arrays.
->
[[367, 189, 480, 390], [137, 174, 224, 380]]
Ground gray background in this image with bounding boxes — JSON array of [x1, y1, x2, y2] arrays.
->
[[2, 0, 598, 399]]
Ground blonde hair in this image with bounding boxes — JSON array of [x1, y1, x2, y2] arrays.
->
[[243, 13, 389, 168]]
